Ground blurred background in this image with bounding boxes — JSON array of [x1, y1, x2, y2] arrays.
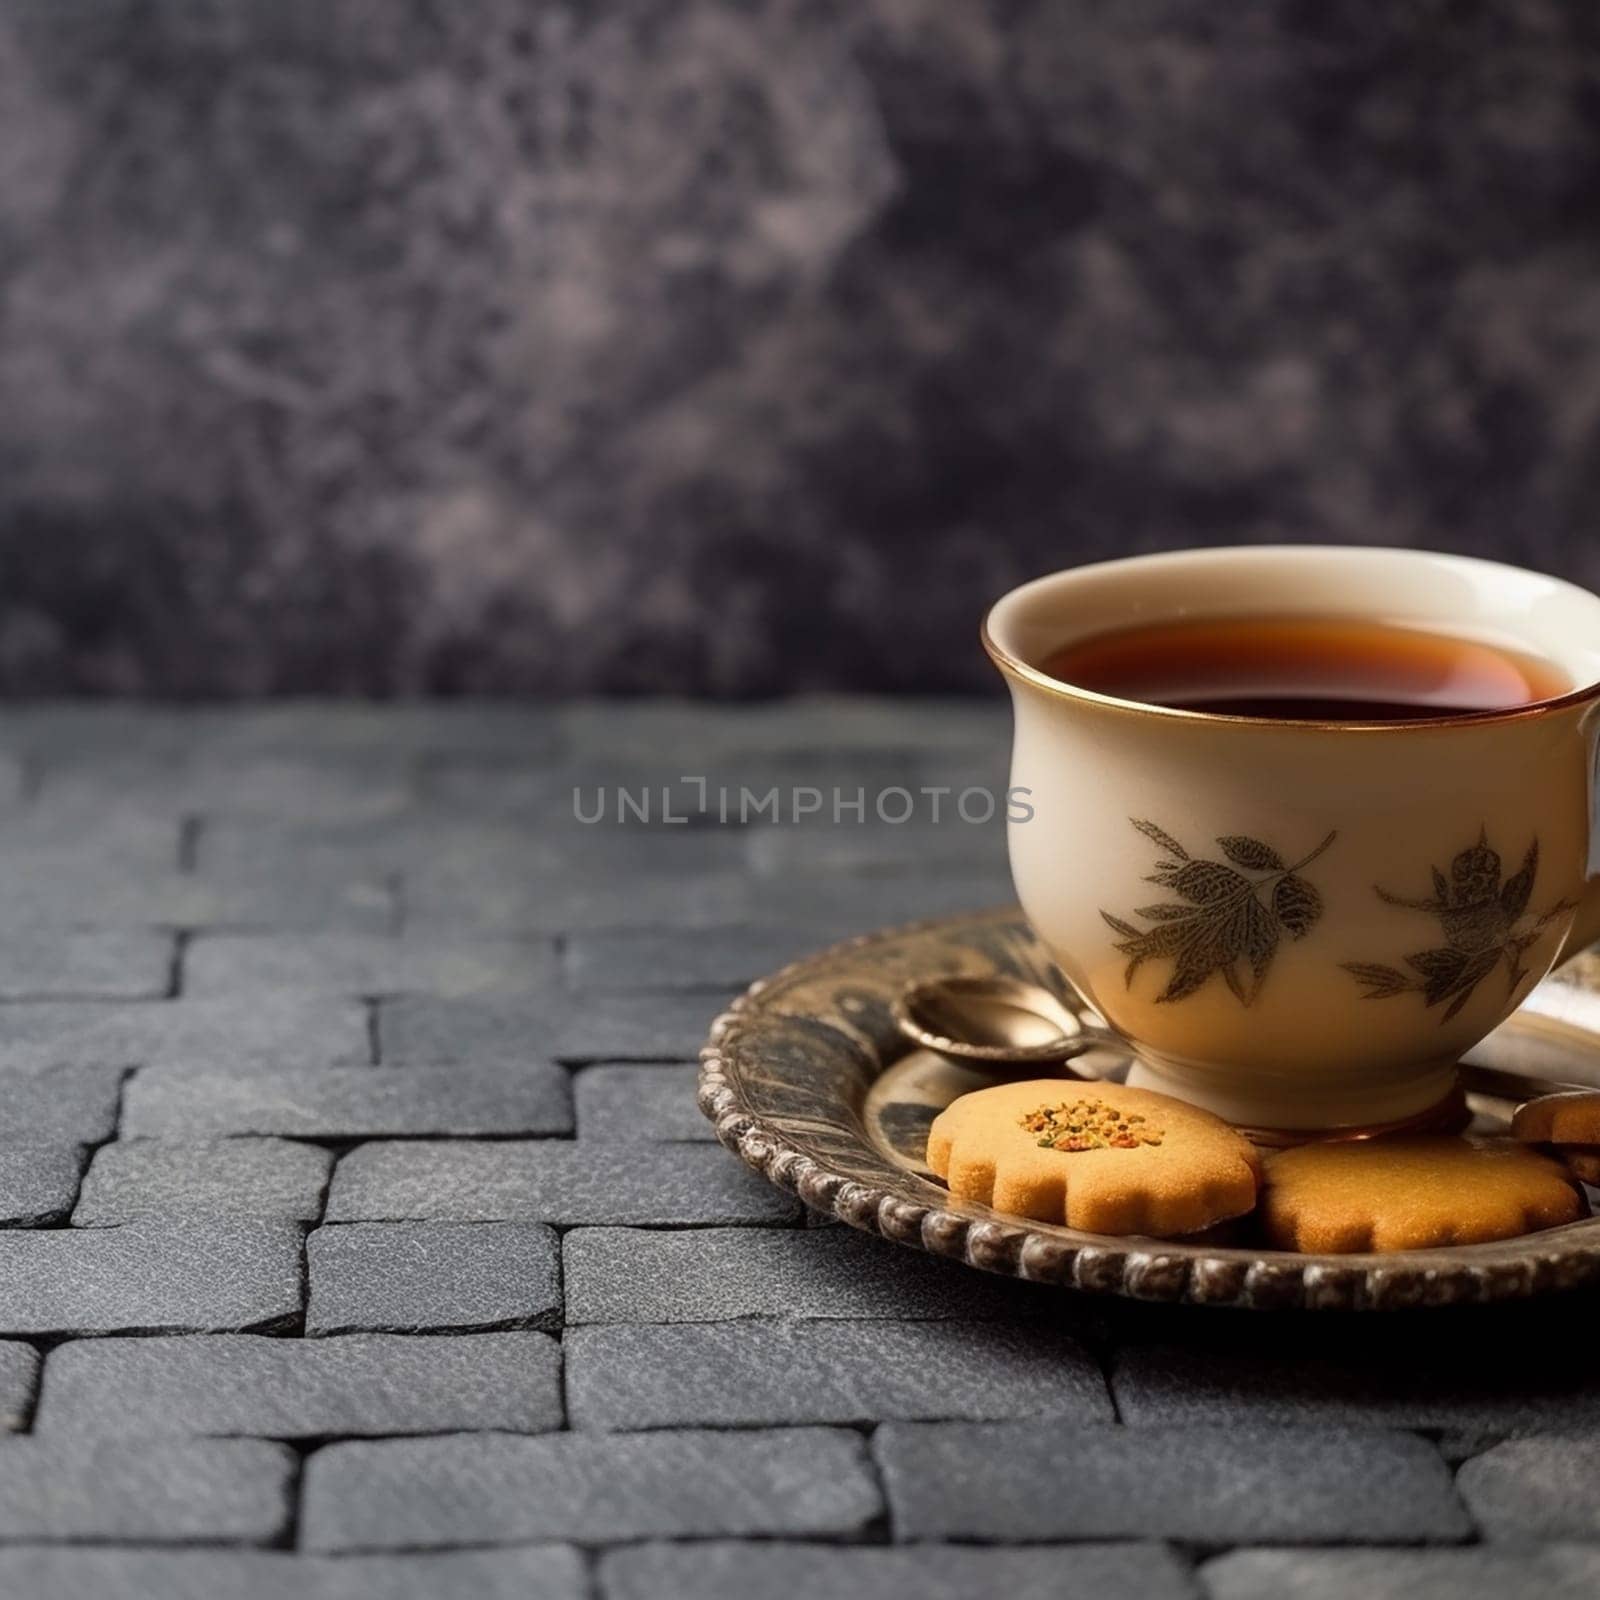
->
[[2, 0, 1598, 698]]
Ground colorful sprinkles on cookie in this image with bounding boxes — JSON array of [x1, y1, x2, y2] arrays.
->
[[1020, 1097, 1165, 1151]]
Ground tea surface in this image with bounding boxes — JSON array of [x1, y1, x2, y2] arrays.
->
[[1037, 615, 1569, 721]]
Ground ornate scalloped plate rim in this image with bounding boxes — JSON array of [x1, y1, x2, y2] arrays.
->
[[697, 908, 1600, 1311]]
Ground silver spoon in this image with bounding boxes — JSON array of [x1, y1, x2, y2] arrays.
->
[[891, 974, 1118, 1071]]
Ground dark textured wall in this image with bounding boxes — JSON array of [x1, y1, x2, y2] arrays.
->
[[3, 1, 1599, 697]]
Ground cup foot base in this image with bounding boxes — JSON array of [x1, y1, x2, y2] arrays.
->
[[1124, 1054, 1463, 1136], [1231, 1083, 1471, 1148]]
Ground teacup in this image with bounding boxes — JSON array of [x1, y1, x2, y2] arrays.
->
[[983, 546, 1600, 1132]]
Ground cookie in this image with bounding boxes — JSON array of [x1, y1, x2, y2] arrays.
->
[[1511, 1091, 1600, 1185], [1261, 1135, 1587, 1254], [1565, 1151, 1600, 1185], [924, 1080, 1262, 1236], [1511, 1089, 1600, 1146]]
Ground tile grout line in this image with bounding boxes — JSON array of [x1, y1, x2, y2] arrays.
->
[[177, 816, 203, 874], [362, 1000, 382, 1066], [165, 931, 191, 1000]]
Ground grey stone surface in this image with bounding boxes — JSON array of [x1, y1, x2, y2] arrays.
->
[[573, 1065, 711, 1142], [0, 705, 187, 755], [183, 934, 558, 998], [546, 827, 751, 878], [382, 977, 728, 1066], [552, 994, 730, 1062], [379, 993, 569, 1064], [1202, 1547, 1600, 1600], [404, 824, 1010, 945], [36, 1333, 563, 1440], [602, 1542, 1198, 1600], [327, 1142, 800, 1226], [0, 1219, 303, 1335], [404, 863, 753, 937], [1435, 1429, 1504, 1467], [302, 1428, 881, 1551], [419, 751, 923, 825], [0, 806, 178, 876], [0, 930, 172, 999], [123, 1062, 571, 1139], [1113, 1342, 1600, 1434], [0, 1139, 82, 1226], [74, 1138, 333, 1223], [564, 1226, 1058, 1324], [307, 1224, 561, 1335], [0, 1064, 124, 1143], [0, 857, 182, 934], [875, 1423, 1471, 1543], [43, 754, 413, 826], [746, 819, 1009, 877], [0, 856, 396, 935], [556, 700, 1001, 759], [0, 995, 370, 1070], [551, 994, 731, 1063], [0, 1343, 38, 1433], [200, 705, 562, 760], [0, 1438, 293, 1544], [201, 809, 746, 891], [567, 1320, 1111, 1430], [1457, 1438, 1600, 1541], [565, 925, 847, 992], [0, 754, 25, 809], [191, 835, 416, 929], [0, 1548, 587, 1600], [717, 868, 1016, 943]]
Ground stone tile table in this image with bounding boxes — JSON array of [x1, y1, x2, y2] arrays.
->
[[0, 702, 1595, 1598]]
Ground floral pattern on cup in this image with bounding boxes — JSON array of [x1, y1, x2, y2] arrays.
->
[[1100, 819, 1336, 1007], [1343, 829, 1577, 1021]]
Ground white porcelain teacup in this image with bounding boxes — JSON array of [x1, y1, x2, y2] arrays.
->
[[983, 547, 1600, 1132]]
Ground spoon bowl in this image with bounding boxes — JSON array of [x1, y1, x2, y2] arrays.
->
[[891, 974, 1113, 1070]]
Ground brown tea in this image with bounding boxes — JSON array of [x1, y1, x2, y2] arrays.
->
[[1037, 615, 1569, 721]]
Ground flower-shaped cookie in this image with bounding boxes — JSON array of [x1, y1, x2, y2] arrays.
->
[[1261, 1135, 1587, 1253], [925, 1079, 1262, 1236], [1511, 1090, 1600, 1184]]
